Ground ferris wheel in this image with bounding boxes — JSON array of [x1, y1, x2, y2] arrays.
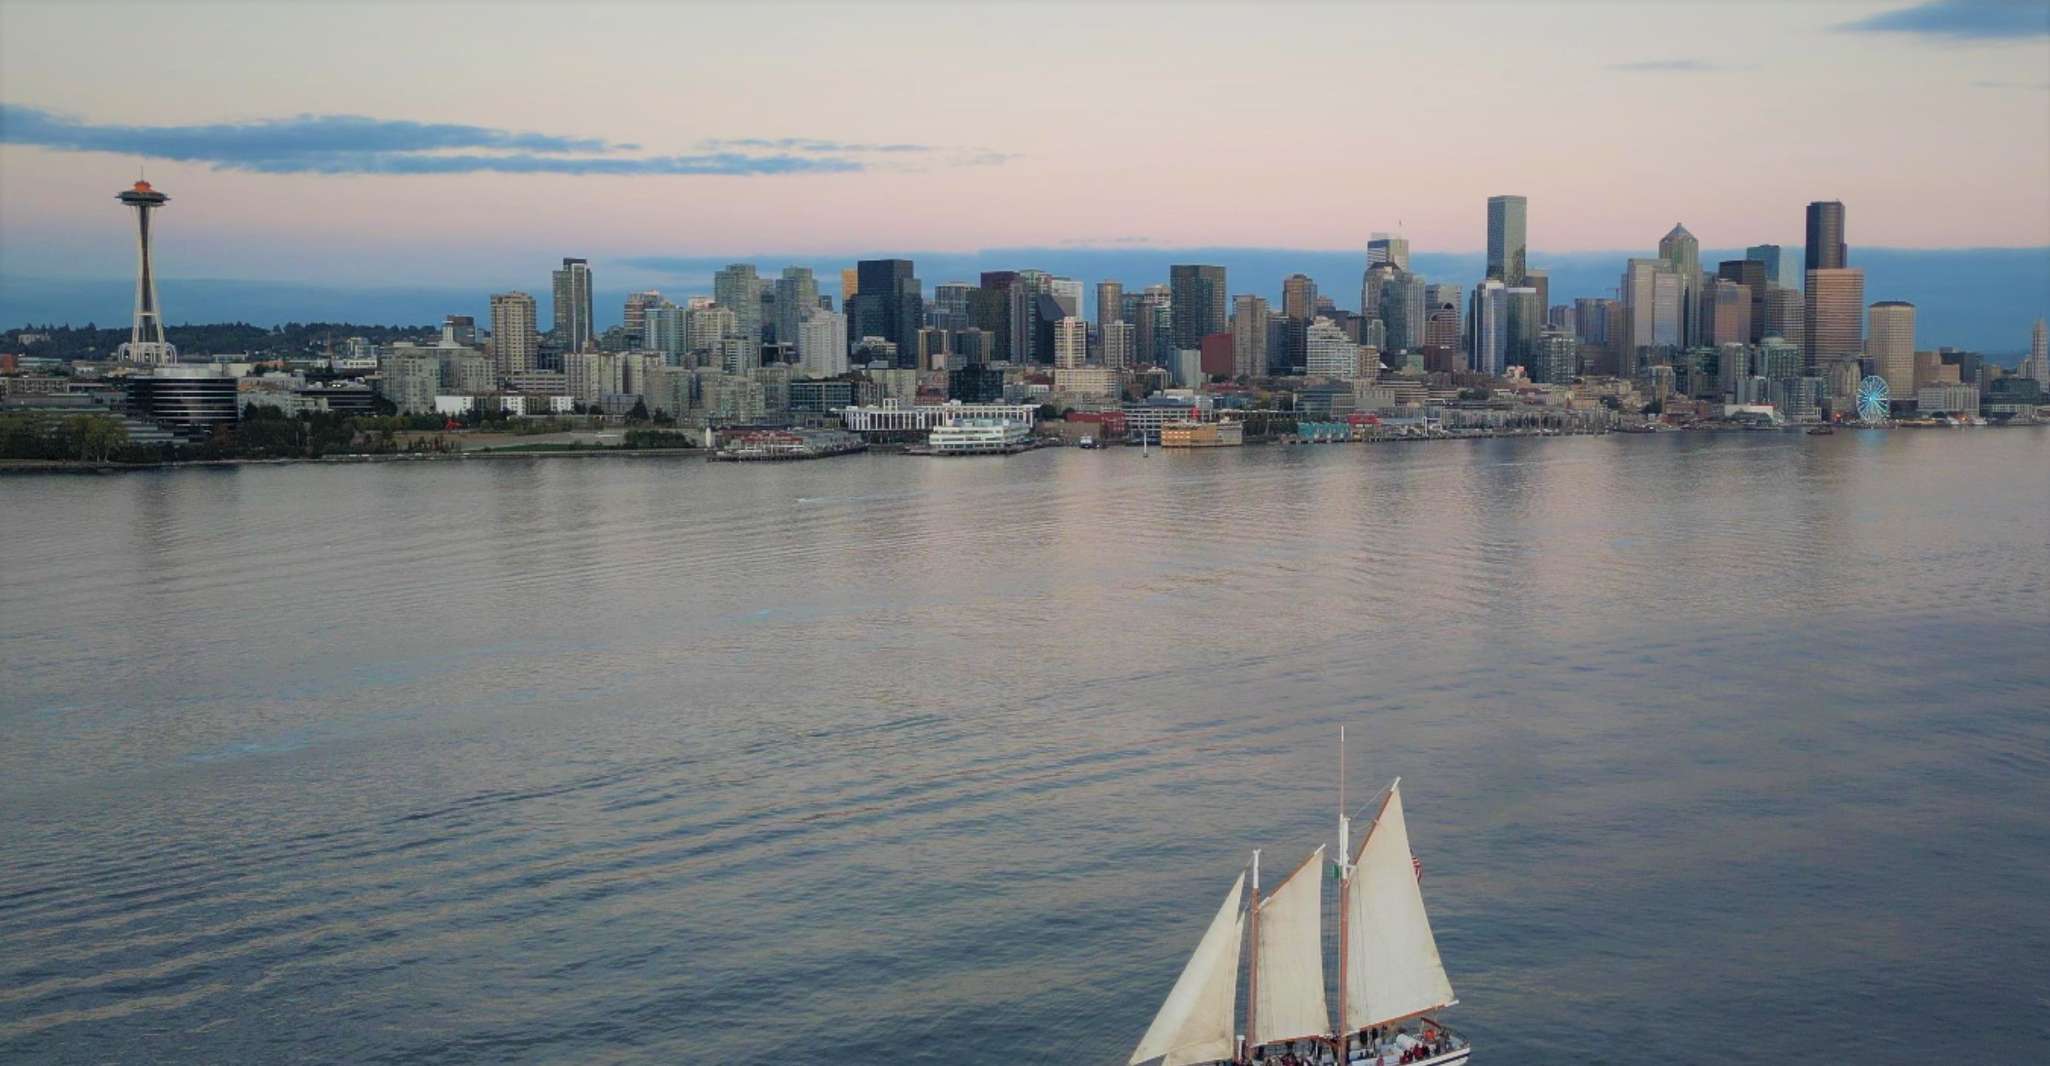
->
[[1857, 375, 1891, 424]]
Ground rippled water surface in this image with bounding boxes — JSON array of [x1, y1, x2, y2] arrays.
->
[[4, 430, 2048, 1063]]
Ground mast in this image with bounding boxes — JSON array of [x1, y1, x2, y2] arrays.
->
[[1245, 848, 1260, 1059], [1337, 727, 1349, 1051]]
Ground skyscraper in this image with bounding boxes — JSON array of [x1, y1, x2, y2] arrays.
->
[[1470, 279, 1507, 376], [1652, 272, 1684, 350], [2026, 319, 2050, 384], [1805, 201, 1846, 272], [686, 303, 738, 356], [489, 291, 539, 378], [116, 179, 176, 365], [796, 307, 848, 378], [1383, 271, 1427, 353], [1362, 262, 1398, 326], [1523, 268, 1549, 324], [1621, 258, 1679, 358], [1486, 195, 1528, 286], [775, 268, 819, 348], [971, 271, 1016, 361], [713, 264, 763, 350], [849, 260, 922, 363], [1005, 270, 1051, 362], [1535, 328, 1577, 385], [1169, 264, 1227, 350], [1049, 277, 1083, 319], [623, 290, 662, 348], [1424, 304, 1461, 356], [1717, 258, 1769, 343], [1305, 317, 1361, 380], [1745, 244, 1786, 287], [1426, 284, 1463, 347], [1282, 273, 1318, 323], [927, 283, 970, 334], [1367, 232, 1411, 271], [1101, 320, 1136, 371], [1231, 294, 1270, 379], [1867, 301, 1916, 402], [642, 301, 684, 358], [1053, 316, 1088, 369], [1505, 287, 1540, 370], [1758, 337, 1803, 382], [1764, 287, 1805, 350], [1708, 279, 1753, 348], [1096, 280, 1124, 328], [1574, 298, 1611, 347], [551, 258, 594, 353], [1804, 268, 1866, 371], [1657, 223, 1701, 347]]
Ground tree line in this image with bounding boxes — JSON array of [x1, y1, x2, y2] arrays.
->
[[5, 322, 440, 361]]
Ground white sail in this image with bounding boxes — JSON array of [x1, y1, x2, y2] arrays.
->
[[1252, 845, 1329, 1046], [1130, 873, 1245, 1066], [1342, 783, 1455, 1033]]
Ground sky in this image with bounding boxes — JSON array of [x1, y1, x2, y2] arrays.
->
[[2, 0, 2048, 318]]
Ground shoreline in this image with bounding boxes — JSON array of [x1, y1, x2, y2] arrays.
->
[[2, 420, 2038, 476], [0, 447, 702, 476]]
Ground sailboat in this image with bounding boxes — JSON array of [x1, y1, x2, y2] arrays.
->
[[1130, 733, 1468, 1066]]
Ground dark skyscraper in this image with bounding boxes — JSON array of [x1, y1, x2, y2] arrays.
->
[[551, 257, 594, 353], [1805, 201, 1846, 272], [1717, 258, 1769, 343], [850, 258, 922, 358], [1487, 195, 1528, 286], [1169, 264, 1227, 350], [966, 279, 1011, 362]]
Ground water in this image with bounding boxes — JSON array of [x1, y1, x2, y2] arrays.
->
[[3, 430, 2047, 1063]]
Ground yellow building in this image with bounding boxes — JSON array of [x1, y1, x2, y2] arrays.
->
[[1159, 419, 1245, 447]]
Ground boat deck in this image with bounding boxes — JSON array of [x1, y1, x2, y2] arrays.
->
[[1344, 1031, 1469, 1066]]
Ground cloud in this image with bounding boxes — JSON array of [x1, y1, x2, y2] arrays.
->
[[0, 104, 1011, 177], [0, 103, 613, 158], [699, 137, 932, 154], [1970, 78, 2050, 89], [234, 152, 863, 176], [1837, 0, 2050, 40]]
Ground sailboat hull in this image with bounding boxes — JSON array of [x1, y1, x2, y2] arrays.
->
[[1347, 1046, 1470, 1066], [1343, 1018, 1470, 1066]]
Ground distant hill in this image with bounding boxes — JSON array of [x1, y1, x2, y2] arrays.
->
[[5, 246, 2044, 357]]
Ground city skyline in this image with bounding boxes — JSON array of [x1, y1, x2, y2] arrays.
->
[[3, 1, 2049, 291]]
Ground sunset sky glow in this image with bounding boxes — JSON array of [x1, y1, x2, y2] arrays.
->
[[2, 0, 2047, 290]]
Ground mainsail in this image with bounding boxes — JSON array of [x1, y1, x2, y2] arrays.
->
[[1341, 783, 1455, 1033], [1130, 873, 1245, 1066], [1251, 845, 1329, 1047]]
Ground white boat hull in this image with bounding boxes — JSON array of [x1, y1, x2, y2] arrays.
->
[[1348, 1049, 1469, 1066]]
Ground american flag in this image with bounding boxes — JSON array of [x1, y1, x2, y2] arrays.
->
[[1412, 854, 1423, 882]]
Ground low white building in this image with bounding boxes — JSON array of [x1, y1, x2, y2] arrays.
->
[[1916, 383, 1979, 415], [929, 417, 1032, 454], [841, 398, 1038, 435], [499, 394, 575, 416]]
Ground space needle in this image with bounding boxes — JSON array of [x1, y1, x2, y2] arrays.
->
[[117, 178, 177, 365]]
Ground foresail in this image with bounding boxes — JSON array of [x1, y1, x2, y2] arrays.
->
[[1342, 784, 1455, 1033], [1131, 873, 1244, 1066], [1252, 845, 1329, 1046]]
